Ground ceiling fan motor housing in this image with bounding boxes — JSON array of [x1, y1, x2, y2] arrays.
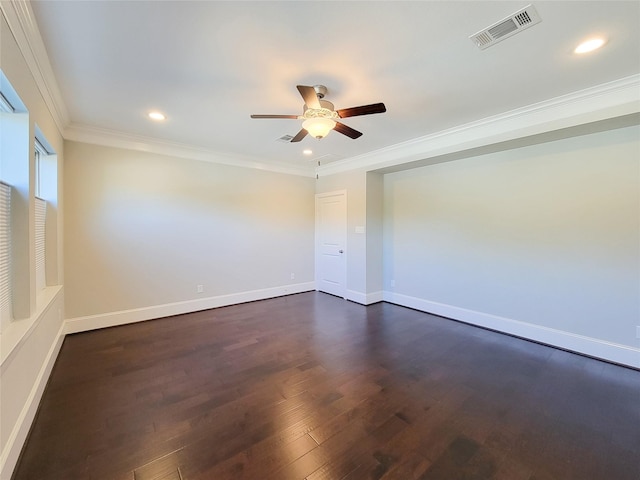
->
[[313, 85, 328, 99]]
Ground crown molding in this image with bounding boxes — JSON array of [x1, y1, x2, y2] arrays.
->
[[4, 0, 638, 178], [317, 74, 640, 176], [1, 0, 69, 134], [65, 123, 315, 177]]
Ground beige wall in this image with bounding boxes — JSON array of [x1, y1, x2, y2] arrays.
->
[[384, 124, 640, 353], [64, 141, 315, 319]]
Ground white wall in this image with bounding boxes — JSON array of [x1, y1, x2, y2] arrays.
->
[[384, 124, 640, 366], [64, 141, 315, 325]]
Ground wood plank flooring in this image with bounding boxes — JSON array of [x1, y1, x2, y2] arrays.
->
[[12, 292, 640, 480]]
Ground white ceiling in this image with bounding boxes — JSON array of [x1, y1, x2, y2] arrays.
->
[[29, 1, 640, 173]]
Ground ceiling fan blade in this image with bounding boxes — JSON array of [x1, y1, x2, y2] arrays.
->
[[337, 103, 386, 118], [250, 114, 299, 119], [290, 129, 308, 143], [296, 85, 321, 109], [334, 121, 363, 139]]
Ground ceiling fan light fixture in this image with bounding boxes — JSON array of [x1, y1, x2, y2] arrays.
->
[[302, 117, 336, 139]]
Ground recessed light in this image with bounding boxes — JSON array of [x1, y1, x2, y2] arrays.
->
[[574, 37, 606, 54], [303, 149, 313, 155], [148, 111, 166, 121]]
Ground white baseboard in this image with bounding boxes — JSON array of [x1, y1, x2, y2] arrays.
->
[[346, 290, 384, 305], [1, 322, 65, 480], [383, 291, 640, 369], [65, 282, 316, 334]]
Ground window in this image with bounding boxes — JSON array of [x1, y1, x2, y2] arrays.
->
[[34, 137, 54, 293], [1, 70, 59, 323], [0, 73, 18, 328], [34, 141, 46, 292], [34, 139, 47, 197]]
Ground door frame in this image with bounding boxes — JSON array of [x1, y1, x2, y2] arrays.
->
[[315, 190, 347, 298]]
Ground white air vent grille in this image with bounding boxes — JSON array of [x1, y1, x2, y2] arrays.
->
[[277, 134, 294, 142], [470, 4, 541, 50], [488, 19, 518, 39], [514, 10, 533, 26]]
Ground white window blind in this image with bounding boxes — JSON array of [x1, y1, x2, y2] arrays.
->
[[35, 196, 47, 292], [0, 182, 11, 324]]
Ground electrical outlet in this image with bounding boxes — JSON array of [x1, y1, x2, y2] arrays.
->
[[290, 273, 295, 280], [197, 284, 204, 294], [390, 280, 396, 288]]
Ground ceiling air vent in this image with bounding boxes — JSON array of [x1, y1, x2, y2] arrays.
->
[[470, 4, 541, 50], [277, 134, 294, 143]]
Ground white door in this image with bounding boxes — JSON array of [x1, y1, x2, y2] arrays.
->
[[315, 191, 347, 298]]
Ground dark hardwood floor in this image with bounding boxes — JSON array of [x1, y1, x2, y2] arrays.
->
[[13, 292, 640, 480]]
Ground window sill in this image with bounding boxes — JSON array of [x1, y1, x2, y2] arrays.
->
[[0, 285, 63, 367]]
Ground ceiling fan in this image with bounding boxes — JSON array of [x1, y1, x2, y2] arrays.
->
[[250, 85, 386, 142]]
